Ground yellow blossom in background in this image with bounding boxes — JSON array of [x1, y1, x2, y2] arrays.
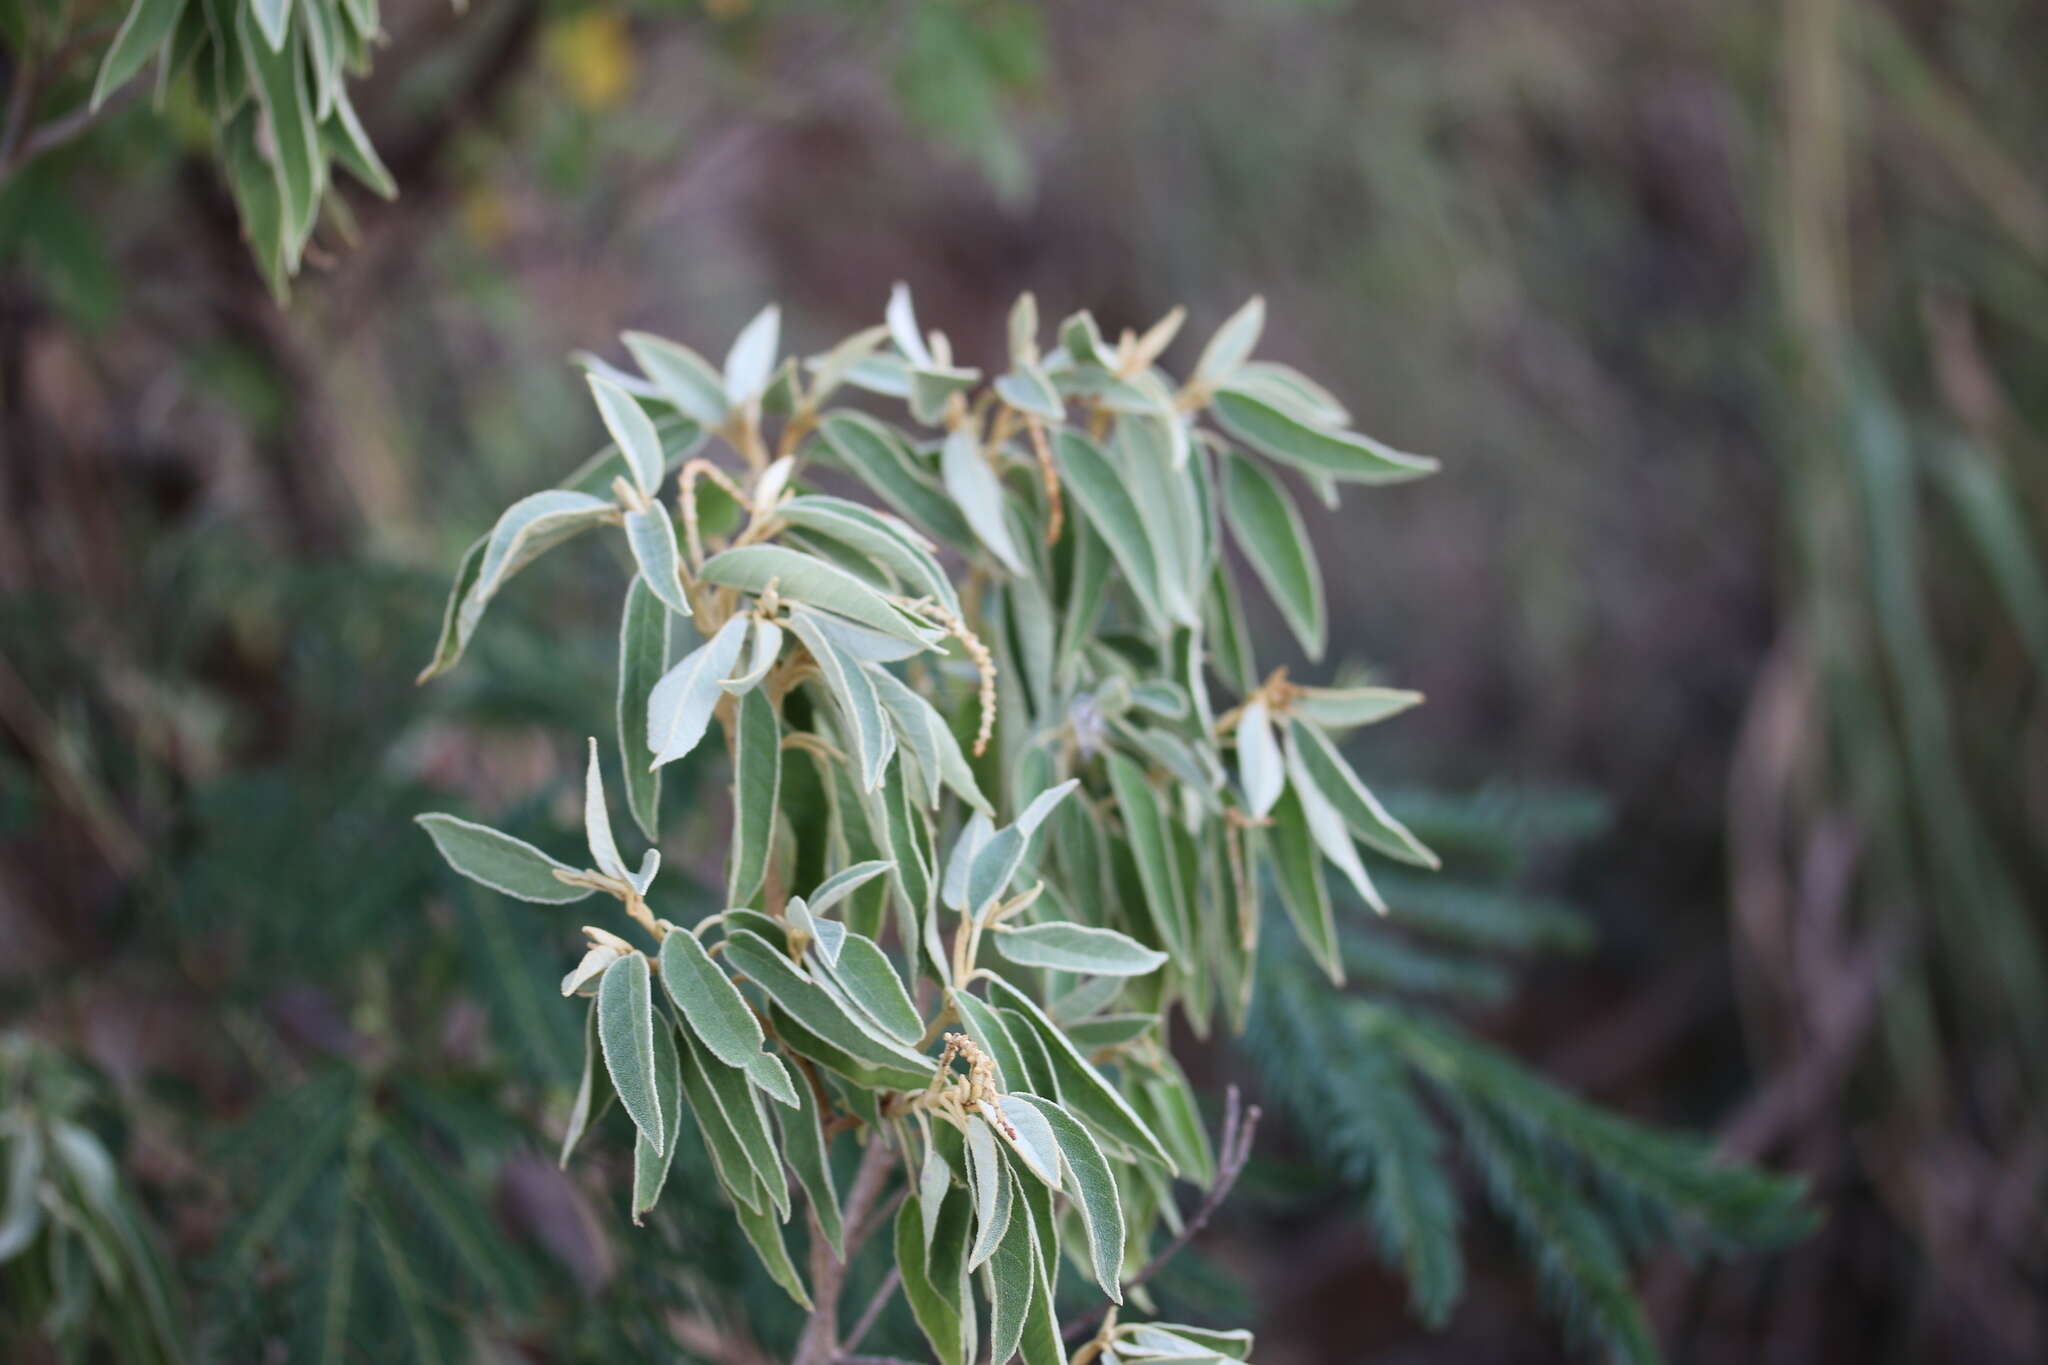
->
[[544, 11, 637, 111]]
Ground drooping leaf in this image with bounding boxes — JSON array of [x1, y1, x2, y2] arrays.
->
[[727, 687, 782, 906], [786, 610, 895, 792], [982, 976, 1175, 1172], [1222, 451, 1325, 660], [597, 954, 666, 1156], [1212, 385, 1438, 483], [1266, 791, 1341, 980], [942, 428, 1031, 576], [815, 412, 978, 549], [415, 814, 591, 905], [647, 615, 750, 768], [658, 927, 798, 1108], [617, 578, 670, 841], [1006, 1093, 1124, 1302], [629, 1016, 684, 1223], [701, 545, 939, 646], [1286, 719, 1437, 868], [623, 506, 692, 619], [1055, 430, 1169, 629], [1235, 698, 1285, 818]]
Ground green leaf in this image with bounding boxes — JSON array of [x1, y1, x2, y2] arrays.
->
[[701, 544, 939, 646], [1105, 755, 1191, 962], [982, 976, 1175, 1172], [677, 1023, 788, 1218], [1132, 1325, 1254, 1360], [1235, 697, 1285, 818], [911, 365, 982, 425], [776, 1074, 844, 1258], [734, 1199, 811, 1310], [415, 814, 591, 904], [1285, 685, 1423, 731], [93, 0, 187, 109], [986, 1167, 1036, 1363], [942, 428, 1031, 576], [1222, 451, 1325, 660], [470, 490, 615, 617], [630, 1015, 684, 1223], [623, 332, 728, 428], [815, 412, 979, 549], [983, 1095, 1060, 1188], [588, 375, 665, 495], [658, 926, 798, 1108], [964, 1116, 1013, 1269], [721, 929, 932, 1074], [581, 738, 628, 882], [1267, 790, 1341, 980], [1007, 1093, 1124, 1302], [993, 922, 1167, 976], [778, 495, 960, 614], [888, 282, 934, 366], [1286, 719, 1437, 868], [559, 1003, 611, 1168], [238, 7, 318, 254], [870, 668, 994, 815], [1231, 361, 1351, 429], [1212, 386, 1437, 483], [1055, 430, 1169, 629], [623, 506, 692, 618], [1193, 296, 1265, 384], [416, 535, 487, 684], [647, 615, 750, 768], [1284, 730, 1384, 912], [723, 617, 784, 692], [897, 1194, 966, 1365], [808, 859, 895, 916], [723, 305, 782, 403], [1115, 415, 1203, 621], [250, 0, 289, 48], [949, 989, 1023, 1093], [597, 954, 667, 1155], [728, 687, 781, 906], [617, 578, 670, 842], [815, 932, 923, 1045], [785, 610, 895, 792]]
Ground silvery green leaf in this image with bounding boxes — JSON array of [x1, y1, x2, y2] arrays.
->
[[993, 923, 1167, 977], [887, 282, 934, 367], [1222, 451, 1325, 660], [597, 953, 666, 1155], [324, 85, 398, 200], [816, 932, 922, 1043], [869, 668, 993, 815], [912, 365, 983, 426], [1133, 1325, 1253, 1360], [965, 1116, 1012, 1269], [1233, 360, 1352, 428], [721, 929, 933, 1073], [1057, 519, 1111, 688], [1192, 296, 1265, 385], [561, 943, 624, 997], [416, 534, 487, 683], [672, 1025, 768, 1215], [808, 609, 929, 662], [573, 349, 662, 399], [583, 738, 628, 880], [984, 975, 1176, 1171], [1266, 790, 1341, 981], [1123, 1325, 1228, 1359], [678, 1022, 789, 1218], [658, 925, 798, 1108], [986, 1176, 1036, 1365], [559, 1003, 610, 1167], [1284, 729, 1384, 912], [701, 544, 939, 646], [1287, 684, 1424, 730], [647, 615, 750, 768], [92, 0, 185, 111], [1058, 310, 1110, 368], [1211, 385, 1437, 483], [1063, 1013, 1158, 1050], [251, 0, 289, 49], [723, 304, 781, 404], [785, 610, 895, 791], [806, 910, 848, 969], [630, 1014, 684, 1222], [816, 412, 977, 548], [778, 495, 959, 613], [996, 365, 1064, 421], [753, 455, 797, 511], [1009, 1093, 1124, 1303], [618, 578, 669, 841], [919, 1136, 953, 1250], [947, 991, 1020, 1092], [895, 1195, 965, 1365], [943, 812, 996, 910], [1056, 431, 1169, 630], [624, 505, 691, 618], [471, 490, 614, 611], [1116, 416, 1202, 619], [762, 356, 802, 415], [623, 331, 729, 428], [1286, 718, 1437, 867], [735, 1197, 810, 1310], [1235, 699, 1285, 818], [415, 814, 592, 904], [1103, 755, 1189, 960], [805, 324, 890, 405], [722, 617, 783, 693], [809, 860, 895, 916], [982, 1097, 1059, 1187], [967, 826, 1027, 917], [588, 374, 664, 496], [1007, 292, 1040, 365], [820, 350, 913, 398], [1203, 563, 1258, 695], [1131, 681, 1190, 720], [728, 687, 781, 906], [776, 1069, 843, 1257]]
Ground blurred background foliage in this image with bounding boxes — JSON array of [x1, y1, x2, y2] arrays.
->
[[3, 0, 2045, 1360]]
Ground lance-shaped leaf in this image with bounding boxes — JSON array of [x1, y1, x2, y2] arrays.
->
[[1283, 730, 1385, 912], [948, 991, 1021, 1093], [1222, 451, 1324, 660], [1104, 755, 1191, 961], [1211, 385, 1437, 483], [983, 1097, 1060, 1192], [993, 922, 1167, 977], [721, 930, 933, 1073], [623, 332, 729, 428], [701, 545, 939, 647], [559, 1003, 611, 1168], [617, 578, 669, 841], [1130, 1325, 1255, 1360], [1235, 698, 1285, 818], [986, 1171, 1037, 1364], [870, 668, 993, 815], [1286, 719, 1437, 868], [776, 1071, 843, 1256], [888, 282, 934, 366], [1286, 684, 1423, 730], [630, 1014, 684, 1223], [896, 1195, 966, 1365], [723, 617, 784, 693], [723, 305, 781, 403], [417, 535, 488, 683], [562, 943, 623, 998], [1115, 415, 1202, 621], [816, 411, 978, 548], [809, 860, 895, 916], [623, 505, 692, 618], [415, 814, 592, 904], [647, 614, 750, 768], [677, 1023, 788, 1218], [814, 931, 922, 1045], [588, 375, 665, 495], [786, 610, 895, 792], [658, 927, 798, 1108], [965, 1116, 1014, 1271], [996, 363, 1063, 420], [943, 812, 995, 911], [942, 428, 1031, 576], [1266, 791, 1341, 981], [727, 687, 781, 906], [1230, 360, 1352, 429], [982, 976, 1175, 1172], [735, 1199, 812, 1310], [1008, 1093, 1124, 1303], [597, 954, 667, 1156], [1192, 296, 1265, 385], [93, 0, 186, 110], [582, 738, 629, 882], [1055, 430, 1169, 629], [779, 495, 959, 612]]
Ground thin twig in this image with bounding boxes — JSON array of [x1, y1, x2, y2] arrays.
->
[[1061, 1086, 1262, 1342], [839, 1266, 902, 1358]]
